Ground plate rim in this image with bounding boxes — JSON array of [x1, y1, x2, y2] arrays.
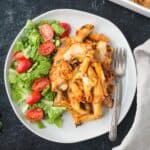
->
[[4, 8, 137, 143]]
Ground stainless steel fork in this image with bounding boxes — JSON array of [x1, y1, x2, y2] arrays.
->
[[109, 48, 127, 141]]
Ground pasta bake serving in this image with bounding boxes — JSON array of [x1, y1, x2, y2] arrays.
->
[[50, 24, 115, 126]]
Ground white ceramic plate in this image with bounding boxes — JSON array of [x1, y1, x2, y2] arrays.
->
[[4, 9, 136, 143]]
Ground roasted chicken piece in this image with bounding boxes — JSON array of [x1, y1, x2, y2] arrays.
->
[[53, 37, 72, 65], [63, 42, 94, 62], [50, 60, 72, 91], [63, 43, 87, 62], [96, 41, 113, 70], [50, 37, 73, 91], [73, 24, 94, 42]]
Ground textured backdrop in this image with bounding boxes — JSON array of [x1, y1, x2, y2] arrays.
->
[[0, 0, 150, 150]]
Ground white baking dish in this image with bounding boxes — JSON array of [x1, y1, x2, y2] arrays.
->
[[109, 0, 150, 18]]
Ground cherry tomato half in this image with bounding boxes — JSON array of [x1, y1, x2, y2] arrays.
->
[[32, 77, 50, 92], [26, 108, 44, 121], [38, 41, 55, 56], [26, 91, 41, 105], [13, 52, 26, 60], [60, 22, 71, 38], [16, 59, 32, 73], [39, 24, 54, 41]]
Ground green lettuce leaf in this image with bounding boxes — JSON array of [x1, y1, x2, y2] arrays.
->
[[9, 69, 30, 101], [35, 121, 45, 129], [54, 117, 62, 128], [51, 23, 64, 35], [53, 36, 61, 47], [8, 69, 18, 84], [18, 99, 29, 113], [46, 107, 65, 123], [41, 85, 56, 101], [13, 41, 24, 52], [11, 84, 30, 102]]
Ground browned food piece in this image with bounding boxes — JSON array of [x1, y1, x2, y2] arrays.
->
[[103, 97, 113, 108], [53, 37, 72, 65], [131, 0, 150, 8], [50, 60, 72, 91], [88, 33, 109, 42], [73, 24, 94, 42], [71, 102, 103, 126]]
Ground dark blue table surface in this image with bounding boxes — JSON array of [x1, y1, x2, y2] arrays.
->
[[0, 0, 150, 150]]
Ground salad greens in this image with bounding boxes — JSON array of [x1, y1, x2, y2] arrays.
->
[[9, 20, 65, 128], [35, 121, 45, 129], [51, 23, 64, 35], [30, 102, 65, 128], [41, 85, 56, 101]]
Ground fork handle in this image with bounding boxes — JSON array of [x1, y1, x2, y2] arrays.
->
[[109, 79, 121, 141]]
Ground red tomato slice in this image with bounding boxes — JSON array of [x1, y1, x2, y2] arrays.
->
[[38, 41, 55, 56], [13, 52, 26, 60], [32, 77, 50, 92], [60, 22, 71, 38], [39, 24, 54, 41], [16, 59, 32, 73], [26, 91, 41, 105], [26, 108, 44, 121]]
